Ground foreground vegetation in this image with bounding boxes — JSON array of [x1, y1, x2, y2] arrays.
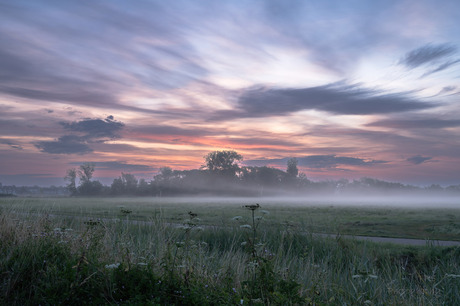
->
[[1, 198, 459, 305]]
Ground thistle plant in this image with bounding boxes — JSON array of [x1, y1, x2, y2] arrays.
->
[[239, 204, 268, 303], [243, 203, 260, 259], [168, 211, 205, 287]]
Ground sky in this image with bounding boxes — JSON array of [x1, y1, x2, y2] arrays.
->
[[1, 0, 460, 187]]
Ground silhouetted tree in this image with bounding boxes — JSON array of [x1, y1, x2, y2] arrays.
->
[[78, 163, 95, 184], [257, 166, 286, 186], [122, 173, 138, 194], [153, 167, 178, 196], [64, 168, 77, 195], [78, 180, 103, 195], [203, 150, 243, 178], [111, 177, 125, 195], [137, 178, 150, 195], [155, 167, 174, 182], [110, 173, 138, 195], [286, 158, 299, 178]]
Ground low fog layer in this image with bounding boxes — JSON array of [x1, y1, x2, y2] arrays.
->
[[2, 152, 460, 200], [144, 195, 460, 209]]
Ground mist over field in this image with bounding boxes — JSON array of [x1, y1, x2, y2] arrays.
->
[[161, 195, 460, 208]]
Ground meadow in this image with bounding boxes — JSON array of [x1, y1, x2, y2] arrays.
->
[[1, 196, 459, 305]]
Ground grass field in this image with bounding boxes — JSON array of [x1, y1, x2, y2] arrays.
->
[[2, 196, 460, 240], [1, 196, 459, 304]]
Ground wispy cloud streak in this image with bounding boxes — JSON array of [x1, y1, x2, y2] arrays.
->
[[400, 43, 457, 68], [212, 84, 435, 119]]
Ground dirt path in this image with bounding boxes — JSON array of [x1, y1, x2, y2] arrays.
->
[[312, 233, 460, 246]]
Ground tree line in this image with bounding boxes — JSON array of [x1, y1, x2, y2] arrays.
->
[[64, 150, 460, 197]]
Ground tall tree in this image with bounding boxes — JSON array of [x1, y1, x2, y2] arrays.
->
[[111, 177, 125, 195], [203, 150, 243, 178], [78, 163, 95, 183], [286, 158, 299, 177], [122, 173, 138, 194], [64, 168, 77, 195]]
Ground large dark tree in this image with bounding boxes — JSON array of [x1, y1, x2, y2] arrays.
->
[[78, 163, 95, 184], [64, 168, 77, 195], [111, 173, 138, 195], [203, 150, 243, 178], [286, 158, 299, 178]]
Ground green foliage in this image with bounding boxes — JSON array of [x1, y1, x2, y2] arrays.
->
[[1, 200, 460, 305], [238, 204, 307, 304]]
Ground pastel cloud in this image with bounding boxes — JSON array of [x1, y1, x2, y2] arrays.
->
[[70, 161, 153, 173], [407, 155, 432, 165]]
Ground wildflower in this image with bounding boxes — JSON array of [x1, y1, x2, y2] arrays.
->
[[240, 224, 252, 229], [247, 261, 259, 268], [105, 263, 120, 269], [244, 203, 260, 211]]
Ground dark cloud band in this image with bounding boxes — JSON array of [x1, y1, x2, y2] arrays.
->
[[407, 155, 432, 165], [35, 116, 124, 154], [245, 155, 387, 169], [213, 83, 435, 119], [367, 118, 460, 129]]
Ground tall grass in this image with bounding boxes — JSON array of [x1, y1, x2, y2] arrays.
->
[[1, 201, 459, 305]]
